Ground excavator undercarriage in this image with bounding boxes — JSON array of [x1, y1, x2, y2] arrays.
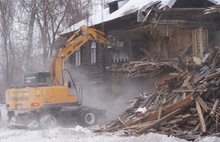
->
[[7, 106, 105, 129]]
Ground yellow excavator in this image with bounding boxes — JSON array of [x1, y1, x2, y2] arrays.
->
[[5, 25, 110, 128]]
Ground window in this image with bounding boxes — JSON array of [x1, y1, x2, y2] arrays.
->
[[25, 76, 36, 84], [109, 1, 118, 14], [76, 48, 81, 66], [131, 39, 144, 60], [91, 42, 97, 63]]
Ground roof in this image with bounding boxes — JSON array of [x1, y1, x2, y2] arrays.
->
[[209, 0, 220, 4], [61, 0, 220, 35], [106, 0, 123, 4]]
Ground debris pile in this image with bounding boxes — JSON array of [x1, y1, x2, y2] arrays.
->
[[110, 60, 182, 78], [98, 49, 220, 140]]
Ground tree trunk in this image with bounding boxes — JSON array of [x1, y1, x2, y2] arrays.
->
[[25, 0, 36, 72], [0, 0, 14, 89]]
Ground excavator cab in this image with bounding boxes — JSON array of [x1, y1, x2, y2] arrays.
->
[[24, 72, 50, 87]]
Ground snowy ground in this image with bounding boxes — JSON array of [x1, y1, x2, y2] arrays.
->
[[1, 105, 220, 142], [0, 125, 220, 142], [0, 127, 186, 142]]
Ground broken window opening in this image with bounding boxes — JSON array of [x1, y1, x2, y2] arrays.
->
[[131, 39, 144, 61], [109, 1, 118, 14]]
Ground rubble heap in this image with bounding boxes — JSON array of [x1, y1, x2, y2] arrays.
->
[[110, 60, 182, 78], [98, 49, 220, 141]]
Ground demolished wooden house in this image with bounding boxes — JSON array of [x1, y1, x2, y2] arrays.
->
[[59, 0, 220, 140], [60, 0, 220, 97]]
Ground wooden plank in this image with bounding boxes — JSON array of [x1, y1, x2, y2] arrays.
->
[[118, 116, 127, 126], [142, 96, 194, 123], [210, 98, 219, 117], [186, 119, 199, 126], [164, 118, 183, 125], [195, 99, 207, 132], [211, 49, 219, 70], [204, 70, 220, 81], [216, 114, 219, 132], [196, 96, 209, 112], [157, 107, 162, 120], [141, 92, 156, 107], [172, 89, 207, 93], [142, 92, 157, 109], [199, 28, 204, 63], [181, 76, 191, 88], [184, 82, 193, 90], [125, 113, 152, 127], [136, 109, 182, 134], [126, 98, 142, 111], [109, 120, 120, 128]]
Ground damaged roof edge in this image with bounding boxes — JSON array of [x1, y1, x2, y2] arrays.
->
[[159, 0, 176, 9], [208, 0, 220, 4], [60, 0, 179, 35], [60, 0, 220, 36]]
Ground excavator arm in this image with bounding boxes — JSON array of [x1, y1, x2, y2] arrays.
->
[[50, 25, 110, 86]]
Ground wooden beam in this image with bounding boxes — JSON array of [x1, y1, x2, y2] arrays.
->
[[118, 115, 127, 126], [210, 98, 219, 117], [136, 109, 182, 134], [205, 70, 220, 81], [211, 49, 219, 70], [181, 76, 192, 88], [142, 96, 194, 122], [172, 89, 207, 93], [216, 114, 219, 132], [195, 99, 207, 132], [157, 106, 162, 120], [195, 96, 209, 112]]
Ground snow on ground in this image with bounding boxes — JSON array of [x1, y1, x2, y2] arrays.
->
[[0, 126, 220, 142], [0, 126, 188, 142], [1, 105, 220, 142]]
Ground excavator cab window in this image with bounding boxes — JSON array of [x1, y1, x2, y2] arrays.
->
[[24, 72, 50, 87], [68, 81, 72, 88], [25, 76, 36, 84]]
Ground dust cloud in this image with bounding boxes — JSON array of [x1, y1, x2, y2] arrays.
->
[[64, 64, 156, 122]]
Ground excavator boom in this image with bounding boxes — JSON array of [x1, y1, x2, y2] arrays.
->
[[50, 25, 110, 86]]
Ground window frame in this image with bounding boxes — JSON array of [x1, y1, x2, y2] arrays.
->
[[90, 42, 97, 64], [75, 47, 81, 66]]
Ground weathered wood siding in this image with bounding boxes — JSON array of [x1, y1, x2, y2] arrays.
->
[[105, 27, 192, 62], [69, 41, 108, 84], [147, 27, 192, 58]]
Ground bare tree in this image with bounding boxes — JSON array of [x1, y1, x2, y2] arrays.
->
[[20, 0, 37, 72], [34, 0, 93, 69], [0, 0, 15, 89]]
